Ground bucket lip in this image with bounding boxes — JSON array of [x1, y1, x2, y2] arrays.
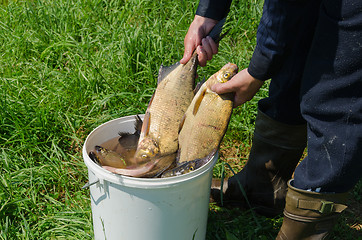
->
[[83, 115, 218, 189]]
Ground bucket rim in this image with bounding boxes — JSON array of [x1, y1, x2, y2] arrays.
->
[[83, 115, 218, 189]]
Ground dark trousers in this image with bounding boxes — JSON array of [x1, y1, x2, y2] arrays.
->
[[259, 0, 362, 192]]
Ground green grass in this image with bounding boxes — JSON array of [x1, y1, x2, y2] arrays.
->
[[0, 0, 361, 239]]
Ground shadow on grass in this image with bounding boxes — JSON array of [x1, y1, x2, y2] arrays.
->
[[206, 204, 281, 240], [206, 188, 362, 240]]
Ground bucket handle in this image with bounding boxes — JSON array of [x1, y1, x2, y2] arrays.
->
[[81, 178, 100, 189]]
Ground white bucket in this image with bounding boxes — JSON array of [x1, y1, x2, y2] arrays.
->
[[83, 115, 218, 240]]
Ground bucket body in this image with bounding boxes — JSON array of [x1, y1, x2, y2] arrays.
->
[[83, 115, 218, 240]]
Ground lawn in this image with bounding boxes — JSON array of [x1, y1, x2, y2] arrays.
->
[[0, 0, 361, 239]]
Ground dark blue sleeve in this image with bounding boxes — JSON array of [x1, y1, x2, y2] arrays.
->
[[248, 0, 318, 81], [196, 0, 232, 21]]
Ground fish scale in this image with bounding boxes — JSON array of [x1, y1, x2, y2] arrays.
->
[[178, 63, 238, 163], [134, 18, 228, 165], [136, 53, 198, 159]]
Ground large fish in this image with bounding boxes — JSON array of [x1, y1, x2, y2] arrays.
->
[[134, 19, 227, 163], [88, 115, 176, 178], [103, 153, 176, 178], [177, 63, 238, 163], [160, 150, 216, 178]]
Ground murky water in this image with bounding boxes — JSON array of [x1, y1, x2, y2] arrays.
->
[[90, 135, 139, 167], [89, 135, 212, 178]]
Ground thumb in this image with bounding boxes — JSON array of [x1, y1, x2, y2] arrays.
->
[[211, 81, 235, 94], [180, 42, 196, 64]]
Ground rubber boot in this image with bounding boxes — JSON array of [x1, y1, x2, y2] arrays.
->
[[211, 110, 307, 217], [276, 180, 348, 240]]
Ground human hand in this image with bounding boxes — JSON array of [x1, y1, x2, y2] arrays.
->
[[180, 15, 219, 67], [211, 68, 264, 107]]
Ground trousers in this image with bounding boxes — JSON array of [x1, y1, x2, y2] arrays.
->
[[259, 0, 362, 192]]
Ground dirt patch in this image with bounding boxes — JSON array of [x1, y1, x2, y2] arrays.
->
[[218, 140, 250, 177]]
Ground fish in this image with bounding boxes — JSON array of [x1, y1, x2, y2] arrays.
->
[[117, 115, 143, 150], [134, 19, 227, 163], [88, 115, 143, 168], [88, 115, 176, 178], [91, 145, 127, 168], [102, 158, 161, 177], [103, 153, 177, 178], [160, 160, 199, 178], [161, 150, 215, 178], [177, 63, 238, 163]]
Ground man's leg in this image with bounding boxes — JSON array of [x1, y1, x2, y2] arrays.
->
[[277, 1, 362, 238], [211, 0, 320, 217]]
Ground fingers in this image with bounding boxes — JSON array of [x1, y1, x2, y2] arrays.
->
[[196, 37, 218, 67], [180, 34, 199, 64], [211, 82, 233, 94], [181, 16, 219, 66], [211, 68, 264, 108], [180, 46, 195, 64]]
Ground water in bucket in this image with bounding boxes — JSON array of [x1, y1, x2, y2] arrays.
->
[[83, 115, 218, 240]]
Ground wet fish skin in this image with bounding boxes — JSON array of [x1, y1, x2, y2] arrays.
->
[[160, 158, 200, 178], [103, 153, 176, 178], [102, 158, 160, 177], [93, 145, 127, 168], [96, 115, 142, 166], [139, 153, 176, 178], [134, 52, 198, 162], [134, 19, 227, 163], [178, 63, 238, 163], [161, 149, 216, 178], [89, 151, 101, 165], [160, 161, 196, 178]]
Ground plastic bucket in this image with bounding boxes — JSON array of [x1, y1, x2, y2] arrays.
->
[[83, 115, 218, 240]]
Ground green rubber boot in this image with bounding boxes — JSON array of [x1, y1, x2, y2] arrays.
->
[[276, 180, 348, 240], [211, 110, 307, 217]]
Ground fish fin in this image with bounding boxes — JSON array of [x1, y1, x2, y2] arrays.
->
[[157, 62, 180, 84], [147, 92, 155, 109], [88, 151, 101, 166], [193, 87, 207, 115], [202, 148, 217, 165], [193, 77, 206, 95], [134, 115, 143, 135], [207, 17, 226, 43], [118, 131, 132, 138], [189, 51, 199, 68], [175, 149, 181, 163], [139, 111, 151, 140], [178, 114, 186, 133], [147, 153, 177, 178], [189, 149, 217, 168], [138, 93, 154, 140], [117, 115, 142, 137]]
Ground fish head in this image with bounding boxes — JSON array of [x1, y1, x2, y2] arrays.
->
[[134, 137, 160, 163], [94, 145, 108, 156], [183, 161, 197, 173], [216, 63, 238, 83]]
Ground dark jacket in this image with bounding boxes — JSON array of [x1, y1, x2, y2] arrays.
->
[[196, 0, 318, 81]]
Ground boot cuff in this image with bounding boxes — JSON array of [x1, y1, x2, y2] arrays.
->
[[254, 110, 307, 149], [285, 179, 348, 219]]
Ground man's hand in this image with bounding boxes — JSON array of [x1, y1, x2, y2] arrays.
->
[[211, 68, 264, 107], [180, 15, 219, 67]]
